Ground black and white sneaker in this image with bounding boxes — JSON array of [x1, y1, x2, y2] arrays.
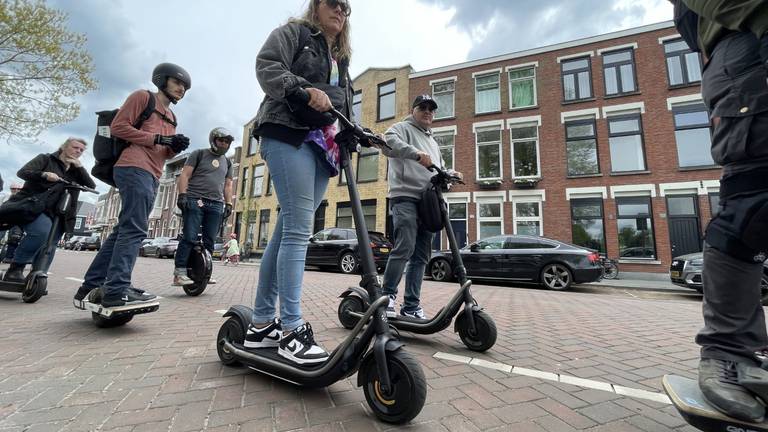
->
[[244, 318, 282, 349], [278, 323, 329, 365], [128, 287, 157, 301], [385, 294, 397, 317], [101, 289, 156, 308]]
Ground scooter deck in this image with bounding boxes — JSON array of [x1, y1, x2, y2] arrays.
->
[[75, 299, 160, 317], [662, 374, 768, 432], [230, 342, 325, 372]]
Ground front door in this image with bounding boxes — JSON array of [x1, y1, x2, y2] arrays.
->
[[667, 195, 702, 258]]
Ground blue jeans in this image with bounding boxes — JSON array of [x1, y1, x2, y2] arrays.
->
[[175, 198, 223, 270], [82, 167, 158, 298], [12, 213, 62, 271], [252, 137, 330, 331], [382, 200, 434, 312]]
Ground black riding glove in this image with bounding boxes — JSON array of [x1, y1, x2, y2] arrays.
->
[[222, 203, 233, 220], [155, 134, 190, 153], [176, 193, 188, 212]]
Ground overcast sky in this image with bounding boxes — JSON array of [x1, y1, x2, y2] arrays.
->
[[0, 0, 673, 202]]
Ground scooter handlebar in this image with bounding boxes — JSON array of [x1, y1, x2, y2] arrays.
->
[[427, 165, 464, 185], [58, 179, 98, 194]]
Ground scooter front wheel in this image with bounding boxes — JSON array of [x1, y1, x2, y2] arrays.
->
[[21, 276, 46, 303], [456, 310, 497, 352], [337, 295, 365, 329], [217, 317, 245, 366], [361, 349, 426, 424]]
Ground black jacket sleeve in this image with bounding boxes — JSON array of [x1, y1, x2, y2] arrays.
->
[[72, 166, 96, 189], [17, 154, 48, 182]]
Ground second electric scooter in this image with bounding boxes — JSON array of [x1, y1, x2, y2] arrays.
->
[[215, 93, 427, 424], [337, 165, 498, 352]]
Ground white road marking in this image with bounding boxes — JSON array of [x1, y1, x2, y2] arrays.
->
[[65, 277, 85, 283], [215, 310, 228, 315], [433, 352, 671, 405]]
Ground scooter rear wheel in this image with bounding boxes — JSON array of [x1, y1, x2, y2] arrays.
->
[[217, 317, 245, 366], [361, 349, 426, 424], [337, 296, 364, 329], [92, 313, 133, 328], [456, 310, 497, 352], [21, 276, 46, 304]]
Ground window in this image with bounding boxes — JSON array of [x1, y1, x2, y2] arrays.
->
[[352, 90, 362, 121], [477, 200, 503, 239], [247, 131, 258, 156], [475, 72, 501, 114], [510, 125, 539, 178], [475, 236, 505, 250], [608, 115, 646, 172], [571, 198, 606, 253], [508, 67, 536, 109], [432, 80, 455, 119], [335, 200, 376, 229], [257, 209, 270, 248], [603, 49, 636, 95], [240, 167, 248, 198], [709, 192, 720, 217], [565, 119, 599, 176], [561, 57, 592, 101], [265, 173, 273, 196], [357, 147, 379, 182], [434, 132, 455, 170], [616, 197, 656, 259], [313, 201, 327, 234], [673, 103, 714, 168], [377, 80, 396, 121], [475, 127, 502, 180], [251, 165, 265, 197], [362, 199, 377, 230], [513, 200, 542, 235], [74, 218, 82, 230], [448, 202, 467, 248], [664, 38, 702, 86]]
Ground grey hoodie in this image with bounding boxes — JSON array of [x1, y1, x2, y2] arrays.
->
[[382, 115, 445, 199]]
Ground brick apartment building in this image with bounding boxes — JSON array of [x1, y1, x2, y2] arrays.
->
[[409, 20, 716, 273]]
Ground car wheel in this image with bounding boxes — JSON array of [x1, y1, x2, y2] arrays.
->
[[429, 259, 452, 282], [540, 264, 573, 291], [338, 252, 358, 274]]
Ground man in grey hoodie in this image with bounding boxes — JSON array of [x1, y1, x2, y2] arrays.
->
[[380, 94, 461, 319]]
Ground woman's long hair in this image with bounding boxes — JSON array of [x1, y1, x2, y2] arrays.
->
[[289, 0, 352, 62]]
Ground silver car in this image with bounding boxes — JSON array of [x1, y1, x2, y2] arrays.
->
[[670, 252, 768, 304]]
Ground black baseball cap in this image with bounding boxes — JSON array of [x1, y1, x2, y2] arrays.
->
[[412, 94, 438, 110]]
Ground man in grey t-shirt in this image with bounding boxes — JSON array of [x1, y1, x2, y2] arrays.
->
[[172, 127, 234, 286]]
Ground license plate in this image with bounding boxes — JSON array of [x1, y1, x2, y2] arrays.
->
[[379, 248, 390, 253], [670, 271, 680, 278]]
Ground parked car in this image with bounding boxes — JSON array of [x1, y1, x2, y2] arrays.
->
[[670, 252, 768, 304], [305, 228, 392, 274], [141, 237, 177, 258], [212, 239, 225, 259], [427, 234, 603, 291], [64, 236, 87, 250], [77, 235, 101, 251], [138, 238, 154, 257]]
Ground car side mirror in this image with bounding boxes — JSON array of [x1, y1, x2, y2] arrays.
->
[[470, 243, 479, 252]]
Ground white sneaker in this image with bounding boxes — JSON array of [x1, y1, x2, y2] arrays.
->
[[278, 323, 329, 365], [385, 294, 397, 317], [401, 306, 427, 320], [244, 318, 282, 349], [173, 274, 194, 286], [208, 277, 217, 284]]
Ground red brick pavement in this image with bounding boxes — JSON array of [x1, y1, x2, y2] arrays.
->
[[0, 250, 705, 431]]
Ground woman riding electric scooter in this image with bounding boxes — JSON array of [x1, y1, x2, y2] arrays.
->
[[338, 165, 497, 352]]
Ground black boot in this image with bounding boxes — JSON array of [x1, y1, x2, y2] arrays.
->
[[699, 358, 766, 422], [2, 263, 25, 283]]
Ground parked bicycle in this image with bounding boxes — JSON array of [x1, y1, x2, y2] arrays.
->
[[600, 255, 619, 280]]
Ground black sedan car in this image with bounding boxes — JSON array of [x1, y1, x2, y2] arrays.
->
[[306, 228, 392, 274], [427, 234, 602, 290], [670, 252, 768, 304], [76, 235, 101, 251]]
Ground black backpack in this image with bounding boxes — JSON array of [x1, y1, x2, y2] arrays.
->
[[91, 91, 176, 186]]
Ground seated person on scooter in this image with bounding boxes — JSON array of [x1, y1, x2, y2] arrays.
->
[[172, 127, 234, 286], [244, 0, 355, 365], [670, 0, 768, 423], [223, 233, 239, 265], [74, 63, 191, 308], [379, 95, 462, 319], [2, 138, 95, 282]]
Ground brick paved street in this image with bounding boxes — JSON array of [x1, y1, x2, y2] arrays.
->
[[0, 250, 707, 431]]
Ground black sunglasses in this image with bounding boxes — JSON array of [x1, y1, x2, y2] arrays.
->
[[416, 104, 436, 113], [322, 0, 351, 16]]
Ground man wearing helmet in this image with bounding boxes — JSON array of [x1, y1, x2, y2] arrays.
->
[[74, 63, 192, 308], [172, 127, 234, 286]]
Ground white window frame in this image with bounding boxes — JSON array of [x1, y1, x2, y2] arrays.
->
[[251, 165, 265, 197], [506, 62, 538, 110], [508, 122, 541, 179], [475, 195, 505, 240], [512, 199, 543, 236], [433, 125, 457, 171], [473, 69, 502, 114], [442, 191, 470, 249], [430, 77, 456, 120], [473, 122, 504, 181]]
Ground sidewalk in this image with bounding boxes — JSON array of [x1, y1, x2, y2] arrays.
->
[[585, 271, 693, 294]]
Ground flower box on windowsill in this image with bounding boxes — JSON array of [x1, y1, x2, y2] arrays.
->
[[512, 178, 541, 189], [477, 179, 502, 189]]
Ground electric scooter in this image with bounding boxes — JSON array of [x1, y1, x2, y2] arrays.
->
[[337, 165, 498, 352], [0, 179, 97, 303], [216, 94, 427, 424]]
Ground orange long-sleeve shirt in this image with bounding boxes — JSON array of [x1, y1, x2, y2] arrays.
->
[[112, 90, 177, 179]]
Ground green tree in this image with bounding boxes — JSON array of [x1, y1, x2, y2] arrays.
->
[[0, 0, 97, 140]]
